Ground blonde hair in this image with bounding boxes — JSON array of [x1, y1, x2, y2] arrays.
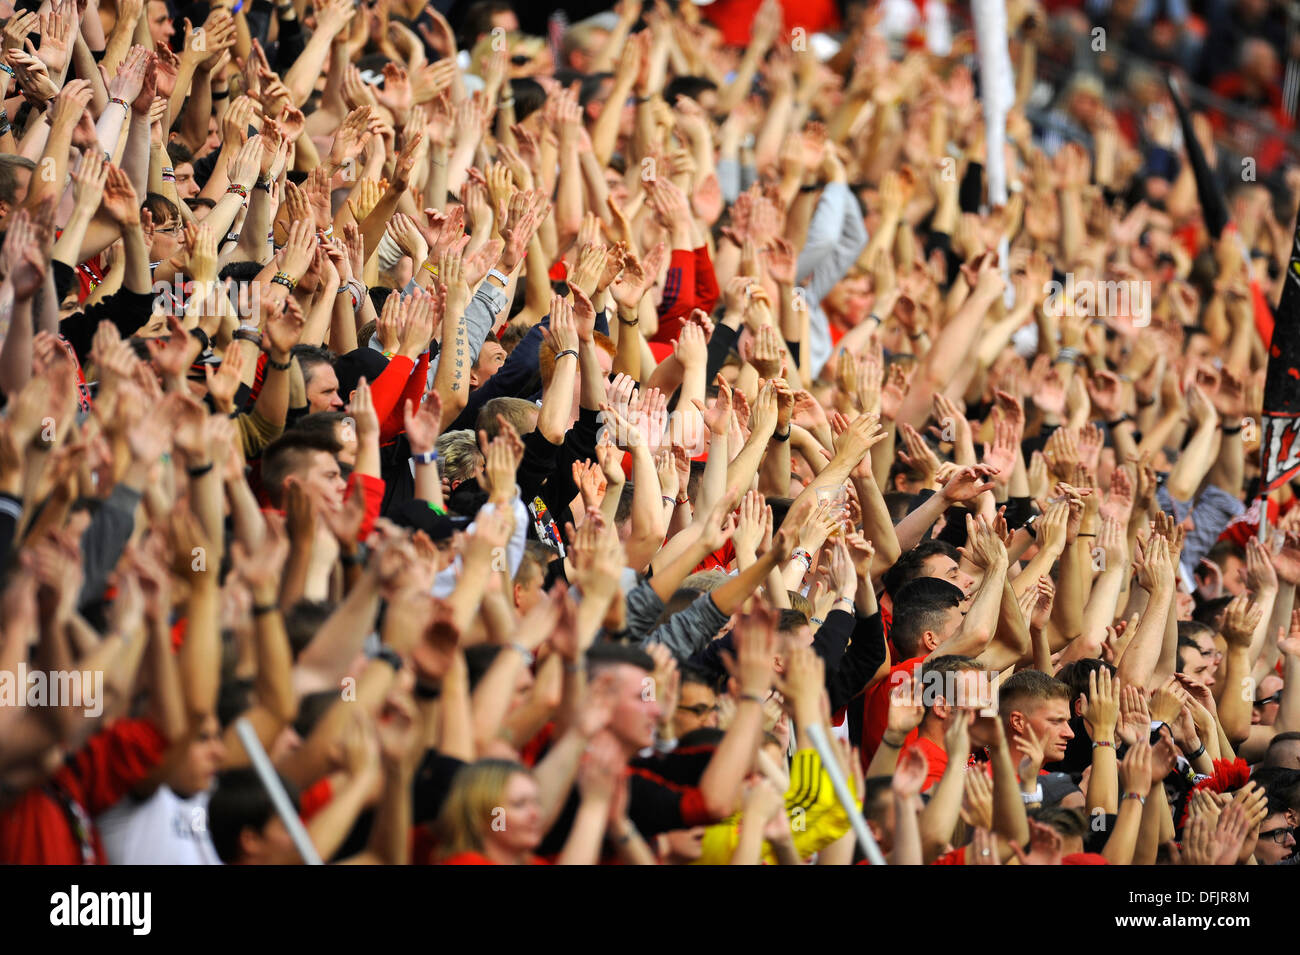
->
[[436, 429, 483, 486], [435, 759, 529, 860]]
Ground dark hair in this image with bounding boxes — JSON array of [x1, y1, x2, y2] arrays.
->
[[283, 599, 336, 659], [1175, 622, 1214, 673], [1250, 767, 1300, 813], [861, 776, 894, 824], [577, 72, 613, 107], [1192, 594, 1233, 628], [508, 77, 545, 121], [586, 641, 655, 674], [1031, 806, 1088, 841], [166, 141, 195, 167], [679, 663, 715, 689], [142, 192, 180, 227], [663, 75, 718, 106], [290, 344, 336, 384], [1055, 659, 1115, 710], [653, 587, 701, 629], [260, 431, 342, 507], [285, 412, 348, 454], [499, 321, 530, 353], [1264, 733, 1300, 768], [889, 577, 963, 659], [208, 767, 301, 864], [293, 690, 339, 740], [776, 608, 809, 634], [883, 540, 961, 598], [219, 259, 264, 288], [459, 0, 514, 49]]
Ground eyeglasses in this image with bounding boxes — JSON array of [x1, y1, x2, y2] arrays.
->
[[154, 222, 183, 236], [1253, 692, 1283, 708], [677, 703, 719, 717], [1258, 825, 1295, 846], [1195, 645, 1222, 661]]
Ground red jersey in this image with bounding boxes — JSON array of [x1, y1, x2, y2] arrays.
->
[[859, 655, 926, 772], [0, 719, 167, 864]]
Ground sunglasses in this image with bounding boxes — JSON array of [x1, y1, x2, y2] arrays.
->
[[1253, 692, 1283, 708]]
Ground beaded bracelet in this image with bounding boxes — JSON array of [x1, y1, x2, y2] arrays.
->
[[270, 271, 296, 292], [226, 183, 249, 200], [109, 96, 130, 112], [0, 63, 14, 78]]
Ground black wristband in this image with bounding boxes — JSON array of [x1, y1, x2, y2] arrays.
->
[[373, 646, 403, 672], [413, 680, 442, 700], [187, 462, 215, 478], [1222, 422, 1243, 435], [1107, 414, 1131, 428], [189, 326, 211, 352], [773, 427, 791, 442], [212, 88, 230, 100], [252, 602, 278, 616], [266, 355, 292, 371]]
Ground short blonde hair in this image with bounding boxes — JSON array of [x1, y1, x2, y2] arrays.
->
[[436, 429, 482, 486]]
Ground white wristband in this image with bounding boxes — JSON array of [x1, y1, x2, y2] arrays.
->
[[1021, 783, 1044, 805]]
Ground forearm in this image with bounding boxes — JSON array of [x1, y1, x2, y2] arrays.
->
[[1217, 647, 1253, 744], [122, 113, 151, 199], [178, 578, 221, 719], [300, 767, 379, 863], [919, 757, 966, 861], [1100, 798, 1143, 865], [282, 28, 337, 106], [1166, 423, 1217, 501], [1116, 585, 1171, 691], [990, 741, 1030, 846], [699, 698, 763, 818]]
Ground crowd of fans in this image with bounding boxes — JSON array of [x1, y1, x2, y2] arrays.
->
[[0, 0, 1297, 867]]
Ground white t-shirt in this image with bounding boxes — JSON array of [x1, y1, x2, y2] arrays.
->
[[98, 786, 222, 865]]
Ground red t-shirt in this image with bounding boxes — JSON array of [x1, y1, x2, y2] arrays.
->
[[859, 655, 926, 771], [901, 736, 948, 793], [0, 718, 167, 864], [440, 850, 550, 865], [701, 0, 840, 48]]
